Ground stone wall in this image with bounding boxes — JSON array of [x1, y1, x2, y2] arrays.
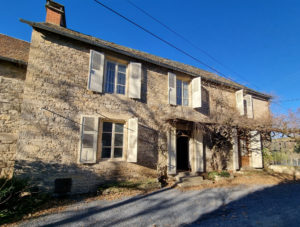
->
[[0, 60, 26, 178], [15, 29, 270, 193]]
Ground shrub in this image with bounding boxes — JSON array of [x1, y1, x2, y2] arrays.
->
[[262, 148, 273, 167], [0, 177, 50, 224]]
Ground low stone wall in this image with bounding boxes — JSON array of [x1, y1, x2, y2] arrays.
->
[[268, 165, 300, 180]]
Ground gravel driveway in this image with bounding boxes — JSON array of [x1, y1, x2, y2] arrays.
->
[[19, 183, 300, 227]]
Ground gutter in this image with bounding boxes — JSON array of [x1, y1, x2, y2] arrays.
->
[[20, 19, 272, 100]]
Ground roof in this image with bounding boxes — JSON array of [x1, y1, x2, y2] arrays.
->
[[0, 33, 30, 65], [20, 19, 271, 100]]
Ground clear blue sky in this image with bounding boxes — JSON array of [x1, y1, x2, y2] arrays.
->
[[1, 0, 299, 115]]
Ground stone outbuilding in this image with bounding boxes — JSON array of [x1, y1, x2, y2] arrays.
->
[[1, 1, 271, 194]]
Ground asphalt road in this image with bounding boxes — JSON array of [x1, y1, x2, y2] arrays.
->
[[19, 183, 300, 227]]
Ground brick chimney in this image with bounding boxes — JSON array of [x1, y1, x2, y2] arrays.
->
[[45, 0, 66, 27]]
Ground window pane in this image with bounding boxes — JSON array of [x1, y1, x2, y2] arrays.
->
[[115, 123, 124, 133], [103, 122, 112, 132], [114, 134, 123, 147], [118, 65, 126, 73], [82, 134, 93, 148], [183, 82, 189, 106], [116, 85, 125, 94], [176, 79, 182, 105], [117, 73, 126, 85], [83, 117, 94, 131], [183, 99, 189, 106], [114, 148, 123, 158], [105, 62, 115, 93], [102, 133, 112, 146], [102, 147, 111, 158]]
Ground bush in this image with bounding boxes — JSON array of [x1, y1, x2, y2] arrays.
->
[[262, 148, 273, 167], [0, 177, 50, 224]]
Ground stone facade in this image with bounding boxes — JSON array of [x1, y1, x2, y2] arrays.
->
[[12, 26, 271, 194], [0, 61, 26, 178]]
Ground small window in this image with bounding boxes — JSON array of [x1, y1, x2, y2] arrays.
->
[[101, 122, 124, 158], [176, 79, 189, 106], [104, 61, 126, 95]]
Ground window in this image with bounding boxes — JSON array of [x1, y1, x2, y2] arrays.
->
[[176, 79, 189, 106], [101, 122, 124, 159], [104, 61, 126, 94]]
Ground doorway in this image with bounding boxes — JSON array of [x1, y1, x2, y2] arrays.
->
[[239, 138, 250, 167], [177, 131, 189, 171]]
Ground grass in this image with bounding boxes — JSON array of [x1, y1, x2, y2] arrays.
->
[[97, 178, 161, 196], [207, 171, 231, 180]]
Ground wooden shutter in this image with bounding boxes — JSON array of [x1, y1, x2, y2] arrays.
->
[[192, 77, 202, 108], [80, 116, 98, 163], [235, 89, 244, 115], [244, 94, 253, 118], [87, 50, 104, 92], [232, 128, 240, 171], [168, 72, 176, 105], [167, 128, 176, 174], [194, 128, 204, 172], [250, 131, 263, 168], [127, 117, 138, 162], [129, 62, 142, 99]]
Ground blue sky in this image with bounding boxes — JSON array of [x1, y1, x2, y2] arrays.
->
[[1, 0, 299, 115]]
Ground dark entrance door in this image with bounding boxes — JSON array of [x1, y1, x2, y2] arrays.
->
[[177, 135, 189, 171]]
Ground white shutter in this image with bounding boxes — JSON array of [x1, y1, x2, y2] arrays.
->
[[129, 62, 142, 99], [244, 94, 253, 118], [192, 77, 202, 108], [80, 116, 98, 163], [250, 131, 263, 168], [127, 117, 138, 162], [235, 89, 244, 115], [167, 128, 176, 174], [232, 128, 240, 171], [194, 128, 204, 172], [87, 50, 104, 92], [168, 72, 176, 105]]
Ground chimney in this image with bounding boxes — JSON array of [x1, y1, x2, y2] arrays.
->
[[45, 0, 66, 27]]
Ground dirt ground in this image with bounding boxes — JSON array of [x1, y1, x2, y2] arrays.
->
[[179, 169, 298, 191], [5, 169, 298, 226]]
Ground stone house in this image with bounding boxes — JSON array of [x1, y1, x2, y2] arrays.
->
[[0, 34, 29, 178], [3, 1, 271, 194]]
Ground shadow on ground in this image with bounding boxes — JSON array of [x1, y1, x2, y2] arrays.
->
[[185, 182, 300, 226]]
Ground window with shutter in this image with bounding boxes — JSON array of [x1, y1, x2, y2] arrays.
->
[[101, 121, 124, 159], [127, 118, 138, 162], [129, 62, 142, 99], [104, 61, 127, 95], [168, 72, 176, 105], [192, 77, 202, 108], [235, 89, 244, 115], [244, 94, 253, 118], [176, 79, 189, 106], [88, 50, 104, 92], [80, 116, 98, 163]]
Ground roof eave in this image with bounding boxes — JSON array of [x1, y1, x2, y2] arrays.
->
[[20, 19, 272, 100]]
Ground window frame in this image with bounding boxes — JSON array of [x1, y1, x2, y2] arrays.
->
[[104, 60, 127, 95], [100, 120, 125, 160], [176, 78, 189, 106]]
